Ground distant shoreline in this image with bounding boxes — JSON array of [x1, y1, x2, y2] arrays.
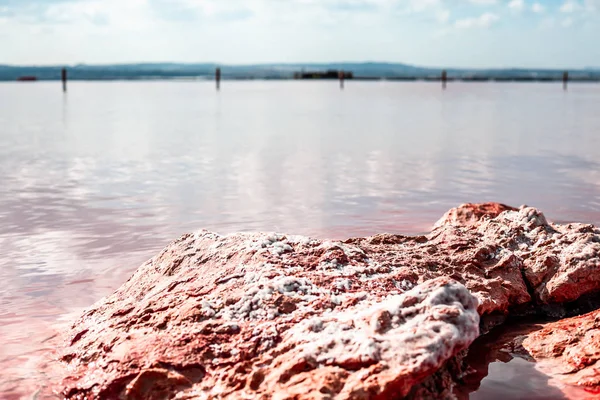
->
[[2, 62, 599, 82], [3, 77, 600, 83]]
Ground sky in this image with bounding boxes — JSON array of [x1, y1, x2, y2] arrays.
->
[[0, 0, 598, 68]]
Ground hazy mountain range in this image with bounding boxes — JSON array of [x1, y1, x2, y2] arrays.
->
[[1, 62, 599, 81]]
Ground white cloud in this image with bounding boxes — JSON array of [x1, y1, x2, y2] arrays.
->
[[562, 16, 574, 26], [468, 0, 498, 4], [508, 0, 525, 12], [436, 9, 450, 23], [406, 0, 442, 12], [455, 12, 499, 28], [539, 16, 555, 28], [12, 0, 153, 29], [560, 0, 580, 12], [1, 0, 600, 66], [585, 0, 600, 11], [531, 2, 545, 12]]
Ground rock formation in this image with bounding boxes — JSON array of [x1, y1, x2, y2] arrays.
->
[[54, 203, 600, 399], [521, 309, 600, 396]]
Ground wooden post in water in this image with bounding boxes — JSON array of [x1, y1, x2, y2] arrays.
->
[[62, 68, 67, 92], [563, 71, 569, 91], [216, 67, 221, 91], [339, 70, 345, 90], [441, 70, 447, 90]]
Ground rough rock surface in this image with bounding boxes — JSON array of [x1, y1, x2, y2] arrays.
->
[[55, 203, 600, 399], [521, 310, 600, 394], [433, 202, 517, 229]]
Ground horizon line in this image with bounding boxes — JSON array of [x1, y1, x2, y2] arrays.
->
[[0, 61, 596, 71]]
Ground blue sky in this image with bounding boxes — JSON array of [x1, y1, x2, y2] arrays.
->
[[0, 0, 598, 68]]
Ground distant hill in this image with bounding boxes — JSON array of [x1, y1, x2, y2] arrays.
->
[[1, 62, 599, 81]]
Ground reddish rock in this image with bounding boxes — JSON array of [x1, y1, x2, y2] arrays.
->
[[433, 202, 518, 228], [54, 204, 600, 399], [521, 310, 600, 396], [433, 203, 600, 308], [57, 239, 480, 400]]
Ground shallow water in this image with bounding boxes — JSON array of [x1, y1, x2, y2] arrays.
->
[[1, 81, 600, 397], [455, 319, 568, 399], [469, 358, 566, 400]]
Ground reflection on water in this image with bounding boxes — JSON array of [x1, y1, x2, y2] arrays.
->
[[456, 319, 568, 399], [470, 358, 565, 400], [1, 81, 600, 397]]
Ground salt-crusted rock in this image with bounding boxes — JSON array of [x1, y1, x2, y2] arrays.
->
[[55, 203, 600, 399], [433, 202, 517, 229], [58, 242, 479, 399], [355, 203, 600, 316], [521, 310, 600, 395]]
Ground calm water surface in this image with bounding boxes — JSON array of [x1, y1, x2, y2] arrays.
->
[[1, 81, 600, 398]]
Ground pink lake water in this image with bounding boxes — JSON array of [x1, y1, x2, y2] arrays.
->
[[1, 81, 600, 398]]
